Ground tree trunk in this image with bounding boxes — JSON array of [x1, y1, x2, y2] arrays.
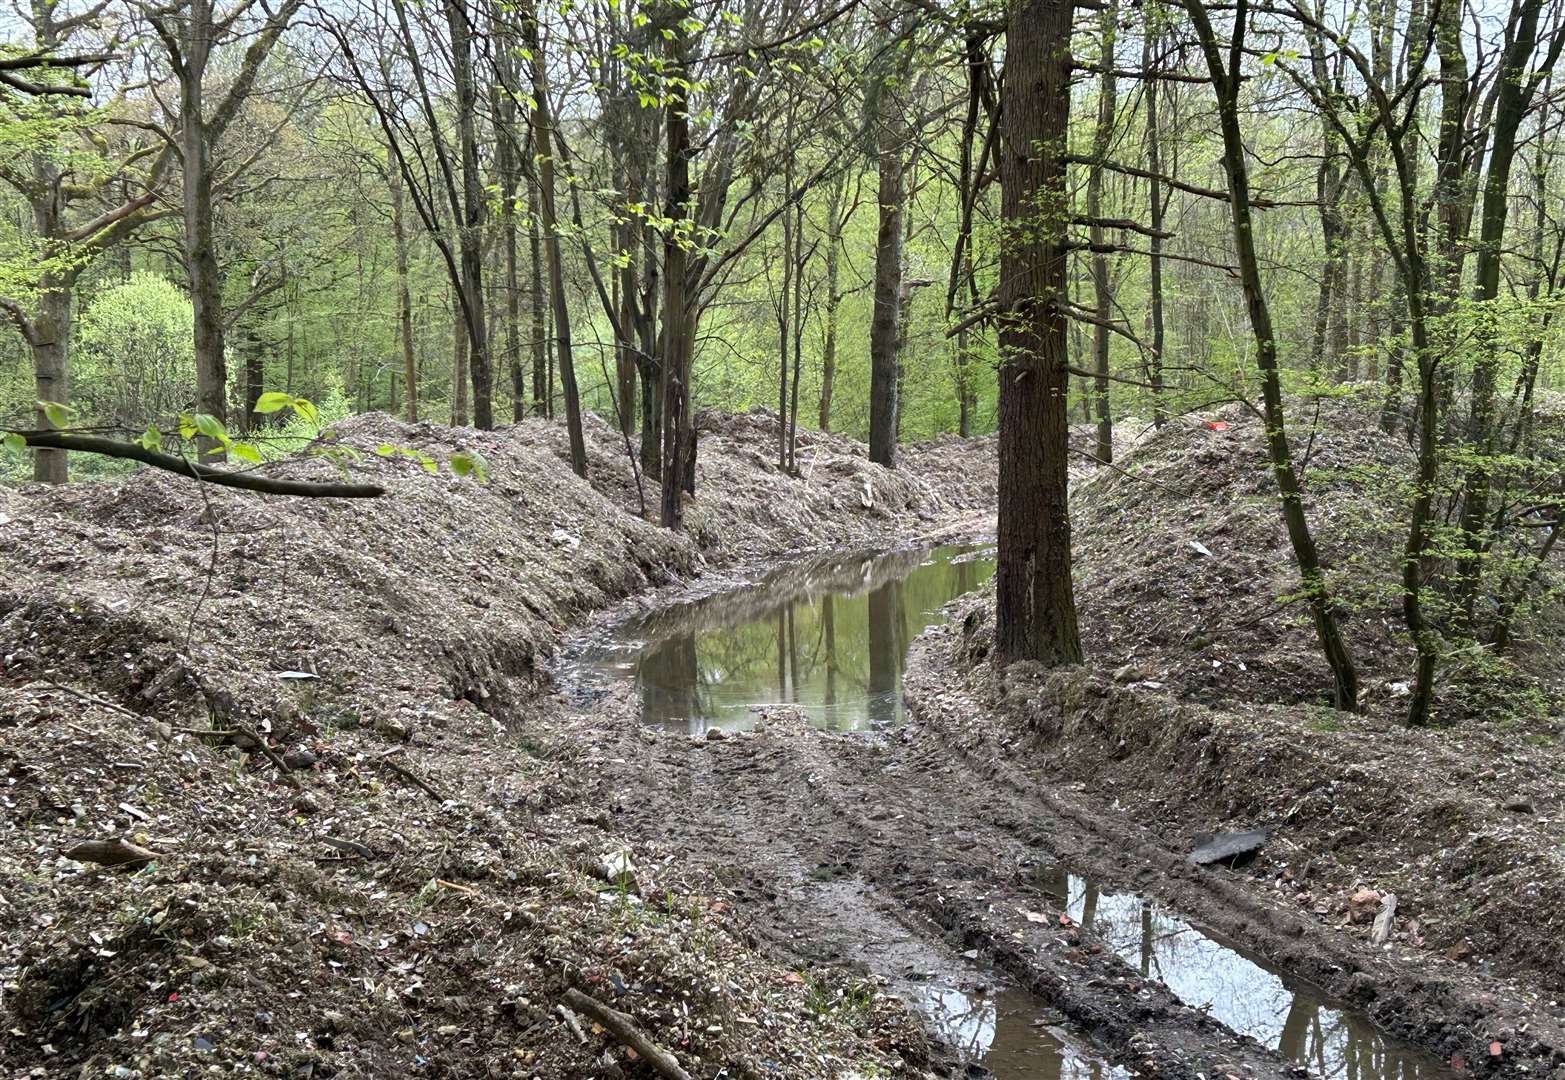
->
[[1087, 1, 1118, 463], [658, 32, 694, 529], [451, 288, 469, 426], [787, 201, 805, 472], [180, 0, 227, 460], [30, 283, 70, 483], [818, 171, 846, 432], [522, 0, 587, 476], [527, 164, 549, 417], [444, 0, 492, 430], [1453, 0, 1556, 617], [993, 0, 1082, 667], [390, 163, 419, 423], [1187, 0, 1359, 711], [868, 82, 905, 468], [1142, 24, 1168, 428]]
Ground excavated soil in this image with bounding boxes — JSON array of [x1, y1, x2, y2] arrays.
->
[[0, 411, 975, 1080], [6, 400, 1565, 1080]]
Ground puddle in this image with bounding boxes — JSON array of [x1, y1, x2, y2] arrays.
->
[[1036, 867, 1456, 1080], [563, 543, 995, 733], [564, 545, 1454, 1080], [914, 984, 1126, 1080]]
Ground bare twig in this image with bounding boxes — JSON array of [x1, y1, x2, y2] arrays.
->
[[562, 989, 693, 1080], [375, 750, 449, 804], [232, 722, 303, 790]]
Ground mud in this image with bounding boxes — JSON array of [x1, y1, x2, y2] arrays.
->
[[546, 543, 1559, 1080]]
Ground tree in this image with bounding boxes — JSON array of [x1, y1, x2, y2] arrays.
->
[[866, 17, 912, 469], [1, 0, 168, 482], [1186, 0, 1359, 711], [992, 0, 1081, 667], [143, 0, 308, 459]]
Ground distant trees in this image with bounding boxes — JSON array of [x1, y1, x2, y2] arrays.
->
[[7, 0, 1565, 725]]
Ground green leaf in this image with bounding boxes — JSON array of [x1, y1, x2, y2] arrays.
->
[[178, 414, 198, 440], [139, 426, 161, 452], [451, 450, 489, 483], [38, 401, 70, 430], [254, 392, 292, 414], [193, 413, 226, 441], [375, 444, 396, 457], [232, 442, 263, 464], [2, 432, 24, 454], [291, 398, 320, 425]]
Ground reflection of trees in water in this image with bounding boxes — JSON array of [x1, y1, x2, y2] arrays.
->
[[1038, 872, 1440, 1080], [866, 578, 902, 726], [917, 986, 1113, 1080], [598, 544, 996, 732]]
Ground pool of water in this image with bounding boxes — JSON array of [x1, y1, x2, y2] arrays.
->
[[564, 542, 995, 733], [561, 544, 1456, 1080], [1035, 867, 1454, 1080], [916, 984, 1126, 1079]]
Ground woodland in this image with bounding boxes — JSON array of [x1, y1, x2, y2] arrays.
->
[[4, 0, 1565, 1075], [5, 0, 1565, 722]]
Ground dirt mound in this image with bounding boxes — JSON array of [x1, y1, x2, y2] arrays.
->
[[525, 406, 996, 558], [0, 413, 971, 1078], [1067, 396, 1560, 721], [904, 636, 1565, 1075]]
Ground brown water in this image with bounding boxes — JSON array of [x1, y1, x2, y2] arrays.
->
[[563, 545, 1456, 1080], [565, 543, 996, 733]]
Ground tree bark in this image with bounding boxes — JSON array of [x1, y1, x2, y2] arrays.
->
[[180, 0, 226, 459], [390, 162, 419, 423], [1187, 0, 1359, 711], [444, 0, 493, 430], [818, 171, 847, 432], [1142, 23, 1168, 428], [1087, 1, 1118, 463], [994, 0, 1082, 667], [527, 163, 549, 417], [451, 293, 469, 426], [522, 0, 586, 476], [868, 73, 906, 468], [658, 28, 695, 529]]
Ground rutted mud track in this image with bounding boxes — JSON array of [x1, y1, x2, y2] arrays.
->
[[556, 687, 1325, 1079]]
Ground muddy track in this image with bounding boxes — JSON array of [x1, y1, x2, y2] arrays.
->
[[900, 630, 1565, 1080], [552, 689, 1318, 1079]]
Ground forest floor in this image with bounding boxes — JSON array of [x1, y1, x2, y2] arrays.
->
[[3, 402, 1563, 1080]]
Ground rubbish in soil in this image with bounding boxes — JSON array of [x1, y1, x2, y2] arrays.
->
[[1187, 829, 1269, 866], [562, 543, 996, 733]]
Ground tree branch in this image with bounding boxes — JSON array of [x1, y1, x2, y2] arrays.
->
[[12, 431, 385, 497]]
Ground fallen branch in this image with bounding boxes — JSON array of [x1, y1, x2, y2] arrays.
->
[[13, 431, 385, 498], [66, 837, 162, 868], [562, 988, 693, 1080], [555, 1002, 588, 1044], [375, 751, 449, 804], [232, 722, 303, 790], [38, 678, 144, 720]]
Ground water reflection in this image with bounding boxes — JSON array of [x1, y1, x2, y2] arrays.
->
[[1037, 869, 1453, 1080], [571, 544, 996, 733], [916, 985, 1125, 1080]]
